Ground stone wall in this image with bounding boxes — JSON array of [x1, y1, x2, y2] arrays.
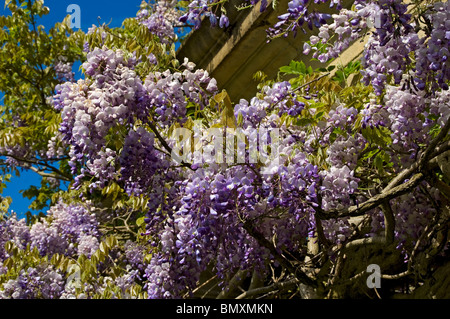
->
[[177, 0, 359, 102]]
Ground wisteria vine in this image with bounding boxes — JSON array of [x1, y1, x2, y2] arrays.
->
[[0, 0, 448, 299]]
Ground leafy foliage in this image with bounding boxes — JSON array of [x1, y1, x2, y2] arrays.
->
[[0, 0, 449, 299]]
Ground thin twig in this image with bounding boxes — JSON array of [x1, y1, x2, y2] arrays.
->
[[318, 172, 425, 220], [384, 119, 450, 192], [216, 269, 249, 299], [185, 274, 218, 298], [146, 121, 194, 170], [1, 153, 72, 181], [236, 278, 298, 299], [243, 221, 317, 288]]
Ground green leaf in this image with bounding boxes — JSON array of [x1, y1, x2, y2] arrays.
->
[[293, 60, 306, 74], [279, 60, 308, 75], [333, 70, 345, 83], [279, 66, 292, 73], [314, 111, 324, 120], [295, 118, 314, 126], [136, 216, 145, 227], [99, 241, 108, 254], [374, 155, 384, 174], [361, 148, 379, 161]]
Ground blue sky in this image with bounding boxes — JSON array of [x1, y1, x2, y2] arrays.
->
[[1, 0, 144, 218], [33, 0, 142, 31]]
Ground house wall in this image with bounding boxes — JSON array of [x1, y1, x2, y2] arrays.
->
[[177, 0, 361, 102]]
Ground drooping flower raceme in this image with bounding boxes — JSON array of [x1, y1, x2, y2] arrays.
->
[[137, 0, 182, 43], [30, 201, 100, 257], [4, 0, 446, 300]]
